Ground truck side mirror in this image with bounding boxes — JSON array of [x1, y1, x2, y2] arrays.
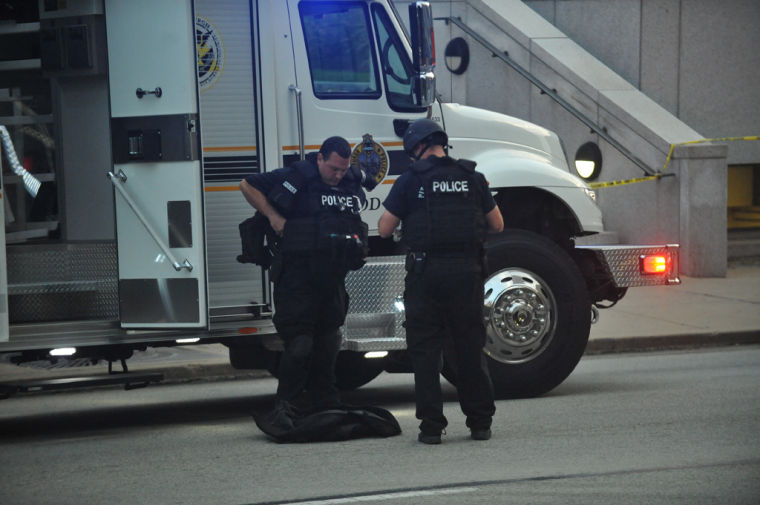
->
[[409, 1, 436, 107]]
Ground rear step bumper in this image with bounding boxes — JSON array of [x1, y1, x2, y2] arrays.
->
[[577, 244, 681, 287]]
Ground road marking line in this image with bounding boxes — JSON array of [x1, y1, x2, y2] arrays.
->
[[246, 458, 760, 505], [280, 487, 477, 504]]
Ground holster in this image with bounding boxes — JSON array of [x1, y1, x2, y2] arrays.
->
[[480, 247, 489, 279], [236, 212, 278, 268], [405, 251, 427, 273], [326, 220, 368, 271]]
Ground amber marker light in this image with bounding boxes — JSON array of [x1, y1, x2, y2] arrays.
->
[[640, 254, 669, 275]]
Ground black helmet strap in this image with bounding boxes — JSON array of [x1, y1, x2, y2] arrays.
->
[[411, 142, 431, 161], [411, 131, 449, 161]]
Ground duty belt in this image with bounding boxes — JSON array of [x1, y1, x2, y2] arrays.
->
[[409, 249, 481, 258]]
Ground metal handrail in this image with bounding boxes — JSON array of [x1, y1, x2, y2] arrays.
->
[[289, 84, 305, 161], [107, 170, 193, 272], [439, 16, 657, 176]]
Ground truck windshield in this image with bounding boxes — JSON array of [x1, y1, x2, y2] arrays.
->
[[371, 4, 425, 112], [299, 2, 381, 99]]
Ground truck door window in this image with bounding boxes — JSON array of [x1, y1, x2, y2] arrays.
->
[[371, 5, 425, 112], [299, 2, 380, 99]]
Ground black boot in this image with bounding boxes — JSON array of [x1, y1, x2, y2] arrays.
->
[[269, 400, 297, 431], [418, 432, 442, 445], [470, 428, 492, 441]]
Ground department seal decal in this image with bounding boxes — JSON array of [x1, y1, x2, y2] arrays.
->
[[196, 16, 224, 91], [350, 133, 389, 185]]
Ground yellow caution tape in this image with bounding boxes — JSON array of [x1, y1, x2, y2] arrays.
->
[[591, 135, 759, 189], [662, 135, 760, 173], [588, 174, 662, 189]]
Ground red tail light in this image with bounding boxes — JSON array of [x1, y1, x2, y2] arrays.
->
[[640, 255, 669, 275]]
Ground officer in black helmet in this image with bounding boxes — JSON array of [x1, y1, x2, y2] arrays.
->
[[378, 119, 504, 444], [240, 136, 377, 432]]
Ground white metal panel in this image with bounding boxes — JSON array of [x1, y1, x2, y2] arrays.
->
[[268, 0, 299, 166], [106, 0, 208, 328], [113, 164, 205, 277], [105, 0, 198, 118], [112, 162, 208, 329]]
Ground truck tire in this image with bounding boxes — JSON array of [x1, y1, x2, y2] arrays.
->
[[263, 350, 385, 392], [228, 343, 279, 373], [454, 229, 591, 398], [334, 351, 386, 391]]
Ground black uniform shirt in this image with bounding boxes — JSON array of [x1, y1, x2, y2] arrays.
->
[[382, 155, 496, 220]]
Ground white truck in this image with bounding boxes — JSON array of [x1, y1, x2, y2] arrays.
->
[[0, 0, 679, 398]]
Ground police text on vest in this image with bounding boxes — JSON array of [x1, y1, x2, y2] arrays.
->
[[322, 194, 357, 209], [432, 180, 468, 192]]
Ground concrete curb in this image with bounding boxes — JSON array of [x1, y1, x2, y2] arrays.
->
[[586, 331, 760, 355], [148, 335, 760, 385], [1, 333, 758, 392], [125, 364, 270, 384]]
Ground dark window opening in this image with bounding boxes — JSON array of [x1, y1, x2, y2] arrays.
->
[[299, 2, 380, 99], [371, 4, 426, 113]]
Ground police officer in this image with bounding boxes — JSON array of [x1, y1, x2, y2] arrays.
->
[[378, 119, 504, 444], [240, 136, 376, 431]]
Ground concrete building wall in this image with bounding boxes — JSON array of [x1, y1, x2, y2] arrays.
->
[[525, 0, 760, 165], [396, 0, 729, 275]]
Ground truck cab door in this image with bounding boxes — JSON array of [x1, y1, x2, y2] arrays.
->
[[285, 0, 429, 228], [0, 174, 7, 341], [105, 0, 207, 328]]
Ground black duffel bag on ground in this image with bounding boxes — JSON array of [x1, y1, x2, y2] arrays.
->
[[253, 404, 401, 443]]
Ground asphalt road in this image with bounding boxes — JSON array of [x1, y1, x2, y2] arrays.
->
[[0, 347, 759, 505]]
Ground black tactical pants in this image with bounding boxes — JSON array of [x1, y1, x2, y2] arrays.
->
[[272, 255, 348, 410], [404, 258, 495, 435]]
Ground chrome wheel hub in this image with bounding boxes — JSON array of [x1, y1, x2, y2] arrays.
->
[[483, 268, 557, 364]]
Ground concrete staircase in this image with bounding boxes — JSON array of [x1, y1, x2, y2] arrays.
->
[[728, 228, 760, 261]]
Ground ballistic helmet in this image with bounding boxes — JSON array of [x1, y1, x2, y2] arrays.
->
[[403, 119, 448, 156]]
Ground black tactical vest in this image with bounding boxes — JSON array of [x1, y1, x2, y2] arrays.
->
[[402, 157, 487, 254], [267, 159, 314, 215], [279, 172, 368, 269]]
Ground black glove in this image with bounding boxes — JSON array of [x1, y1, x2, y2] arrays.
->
[[349, 164, 378, 191], [359, 167, 378, 191]]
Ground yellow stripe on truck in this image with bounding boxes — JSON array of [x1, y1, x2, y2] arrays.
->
[[203, 146, 257, 152]]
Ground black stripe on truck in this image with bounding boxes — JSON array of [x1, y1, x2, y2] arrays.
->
[[203, 155, 259, 182]]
